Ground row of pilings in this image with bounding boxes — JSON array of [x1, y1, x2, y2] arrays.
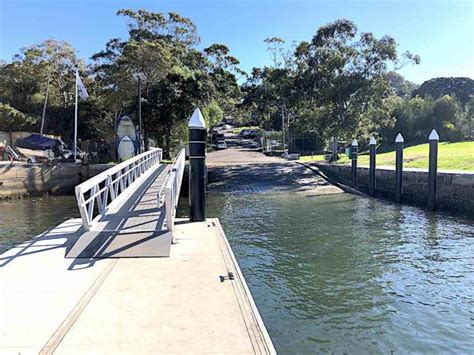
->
[[350, 129, 440, 211]]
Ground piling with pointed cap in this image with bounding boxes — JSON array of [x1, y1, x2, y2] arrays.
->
[[428, 129, 439, 210], [369, 137, 377, 196], [394, 133, 404, 203], [188, 108, 207, 222], [351, 139, 358, 187]]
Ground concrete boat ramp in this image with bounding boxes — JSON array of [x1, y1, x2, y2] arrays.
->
[[0, 150, 275, 354]]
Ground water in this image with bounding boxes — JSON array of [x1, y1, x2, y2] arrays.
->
[[2, 190, 473, 353], [0, 196, 78, 253], [205, 191, 474, 353]]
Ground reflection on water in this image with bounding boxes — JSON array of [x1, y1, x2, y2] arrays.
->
[[205, 192, 474, 353], [0, 196, 78, 253]]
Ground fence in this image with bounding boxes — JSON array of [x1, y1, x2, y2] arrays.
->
[[75, 148, 162, 230]]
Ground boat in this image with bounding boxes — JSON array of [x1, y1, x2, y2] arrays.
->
[[15, 134, 72, 163]]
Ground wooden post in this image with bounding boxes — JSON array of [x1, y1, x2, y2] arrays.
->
[[428, 129, 439, 211], [395, 133, 404, 203], [351, 139, 358, 187], [369, 137, 376, 196]]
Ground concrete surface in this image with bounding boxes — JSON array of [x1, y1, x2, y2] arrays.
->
[[0, 217, 275, 354], [0, 163, 112, 198], [208, 134, 343, 196]]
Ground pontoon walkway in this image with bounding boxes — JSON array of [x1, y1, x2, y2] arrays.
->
[[0, 148, 275, 354]]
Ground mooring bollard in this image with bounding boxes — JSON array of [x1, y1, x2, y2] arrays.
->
[[428, 129, 439, 211], [188, 108, 207, 222], [369, 137, 376, 196], [351, 139, 358, 187], [395, 133, 404, 203]]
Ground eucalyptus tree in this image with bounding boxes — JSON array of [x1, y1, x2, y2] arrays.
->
[[293, 19, 420, 141], [92, 9, 241, 156], [242, 19, 420, 147], [0, 39, 84, 132]]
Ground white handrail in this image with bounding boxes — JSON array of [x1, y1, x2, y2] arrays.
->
[[165, 148, 186, 234], [75, 148, 163, 231]]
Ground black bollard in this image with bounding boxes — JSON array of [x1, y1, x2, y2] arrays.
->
[[188, 108, 207, 222], [369, 137, 376, 196], [351, 139, 358, 187], [428, 129, 439, 211], [395, 133, 404, 203]]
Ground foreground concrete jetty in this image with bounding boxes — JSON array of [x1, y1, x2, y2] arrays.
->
[[0, 217, 275, 354], [0, 145, 275, 354]]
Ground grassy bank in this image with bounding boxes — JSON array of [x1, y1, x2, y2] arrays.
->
[[299, 141, 474, 171]]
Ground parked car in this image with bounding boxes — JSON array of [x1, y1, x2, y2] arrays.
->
[[216, 140, 227, 150], [211, 132, 225, 144], [240, 129, 258, 139]]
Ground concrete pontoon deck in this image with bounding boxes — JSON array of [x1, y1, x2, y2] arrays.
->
[[0, 217, 275, 354], [0, 147, 275, 354]]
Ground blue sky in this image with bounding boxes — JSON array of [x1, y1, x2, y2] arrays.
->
[[0, 0, 472, 84]]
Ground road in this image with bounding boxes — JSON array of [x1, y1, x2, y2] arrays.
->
[[207, 133, 343, 196]]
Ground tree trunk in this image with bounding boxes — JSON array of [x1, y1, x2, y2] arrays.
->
[[144, 131, 150, 151]]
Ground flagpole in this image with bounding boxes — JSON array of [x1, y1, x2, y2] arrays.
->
[[74, 69, 78, 161]]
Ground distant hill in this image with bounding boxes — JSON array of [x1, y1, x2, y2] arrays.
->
[[412, 77, 474, 105], [385, 72, 419, 98]]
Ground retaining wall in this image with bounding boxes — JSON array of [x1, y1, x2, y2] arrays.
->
[[313, 163, 474, 213], [0, 163, 112, 198]]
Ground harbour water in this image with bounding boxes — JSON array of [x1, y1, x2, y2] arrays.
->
[[2, 191, 473, 353], [205, 191, 474, 353], [0, 195, 78, 253]]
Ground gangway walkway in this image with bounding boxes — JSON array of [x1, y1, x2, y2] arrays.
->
[[68, 148, 185, 258], [0, 144, 276, 354]]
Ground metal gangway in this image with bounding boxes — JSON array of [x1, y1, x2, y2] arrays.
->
[[68, 147, 186, 258]]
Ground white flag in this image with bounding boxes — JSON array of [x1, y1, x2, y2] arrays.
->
[[76, 70, 89, 100]]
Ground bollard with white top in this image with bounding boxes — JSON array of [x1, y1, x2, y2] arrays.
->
[[428, 129, 439, 211], [188, 108, 207, 222], [351, 139, 358, 187], [369, 137, 377, 196], [395, 133, 404, 203]]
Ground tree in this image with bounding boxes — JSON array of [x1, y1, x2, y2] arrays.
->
[[293, 19, 419, 140], [0, 39, 85, 134], [385, 71, 419, 98], [91, 9, 242, 157], [201, 101, 224, 128]]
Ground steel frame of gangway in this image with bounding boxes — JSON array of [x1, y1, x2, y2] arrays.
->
[[163, 148, 185, 237], [74, 148, 185, 235]]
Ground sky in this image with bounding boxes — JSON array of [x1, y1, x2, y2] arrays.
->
[[0, 0, 473, 84]]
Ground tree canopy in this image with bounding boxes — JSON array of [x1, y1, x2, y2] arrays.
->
[[1, 12, 471, 158]]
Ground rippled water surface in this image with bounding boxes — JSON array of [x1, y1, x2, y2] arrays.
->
[[0, 196, 78, 253], [2, 190, 473, 353], [206, 192, 474, 353]]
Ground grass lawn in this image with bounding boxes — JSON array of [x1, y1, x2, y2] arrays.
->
[[299, 141, 474, 171]]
